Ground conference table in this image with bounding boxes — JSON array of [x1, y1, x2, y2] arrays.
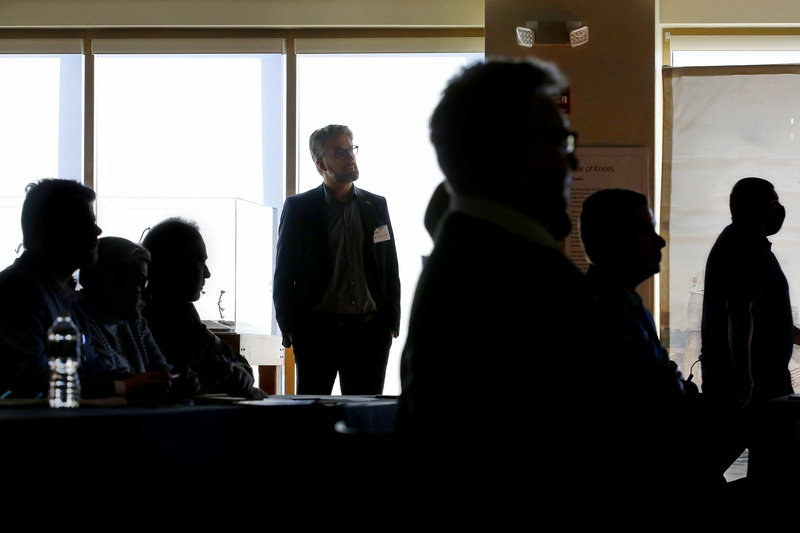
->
[[0, 394, 400, 491]]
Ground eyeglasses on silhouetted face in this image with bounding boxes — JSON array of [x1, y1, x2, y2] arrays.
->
[[527, 130, 578, 169], [564, 132, 577, 156], [564, 132, 579, 170], [329, 146, 358, 159]]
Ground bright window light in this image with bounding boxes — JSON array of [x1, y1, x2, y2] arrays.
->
[[0, 54, 83, 267], [93, 53, 284, 330], [297, 52, 483, 395], [94, 54, 282, 202]]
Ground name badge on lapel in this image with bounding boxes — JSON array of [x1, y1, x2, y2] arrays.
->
[[373, 225, 391, 243]]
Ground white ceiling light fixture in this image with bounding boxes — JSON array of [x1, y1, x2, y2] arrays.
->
[[569, 25, 590, 47], [516, 20, 589, 48], [516, 26, 534, 48]]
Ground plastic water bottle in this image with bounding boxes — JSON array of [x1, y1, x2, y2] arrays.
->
[[47, 311, 81, 408]]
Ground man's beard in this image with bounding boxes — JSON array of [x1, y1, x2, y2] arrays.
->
[[331, 169, 359, 184]]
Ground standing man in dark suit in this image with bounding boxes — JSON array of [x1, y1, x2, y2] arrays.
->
[[273, 124, 400, 395]]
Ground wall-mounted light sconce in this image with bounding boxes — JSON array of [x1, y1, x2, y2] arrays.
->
[[569, 24, 590, 47], [516, 20, 589, 48], [515, 26, 534, 48]]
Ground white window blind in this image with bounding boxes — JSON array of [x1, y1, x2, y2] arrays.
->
[[669, 34, 800, 66]]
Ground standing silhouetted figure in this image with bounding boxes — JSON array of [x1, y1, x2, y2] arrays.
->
[[395, 59, 659, 524], [273, 124, 401, 395], [700, 177, 800, 500]]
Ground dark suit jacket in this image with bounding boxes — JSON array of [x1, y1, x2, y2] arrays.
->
[[395, 211, 692, 498], [397, 212, 605, 439], [273, 183, 401, 348]]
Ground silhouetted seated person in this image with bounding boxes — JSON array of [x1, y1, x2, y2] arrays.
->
[[141, 217, 267, 399], [580, 188, 730, 494], [581, 188, 691, 398], [77, 236, 202, 402], [0, 178, 115, 398]]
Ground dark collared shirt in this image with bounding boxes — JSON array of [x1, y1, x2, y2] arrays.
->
[[313, 185, 377, 316]]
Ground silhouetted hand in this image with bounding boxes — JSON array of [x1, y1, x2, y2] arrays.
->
[[168, 368, 203, 399], [123, 371, 173, 401], [246, 386, 269, 400], [667, 359, 683, 380], [220, 363, 255, 398], [195, 361, 254, 397], [199, 360, 235, 386]]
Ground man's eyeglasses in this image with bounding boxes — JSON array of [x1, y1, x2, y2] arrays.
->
[[130, 275, 149, 290], [529, 130, 577, 154], [563, 132, 579, 170], [564, 132, 577, 155], [328, 146, 358, 159]]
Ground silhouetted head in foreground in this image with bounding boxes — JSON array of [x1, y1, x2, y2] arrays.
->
[[429, 58, 577, 241]]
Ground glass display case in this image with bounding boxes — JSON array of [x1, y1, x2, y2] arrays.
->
[[0, 196, 24, 271], [95, 196, 277, 335]]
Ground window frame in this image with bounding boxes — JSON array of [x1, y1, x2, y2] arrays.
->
[[0, 28, 484, 394], [659, 28, 800, 385]]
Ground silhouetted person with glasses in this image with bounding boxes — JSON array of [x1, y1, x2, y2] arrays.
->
[[395, 58, 640, 520], [142, 217, 267, 399], [78, 236, 202, 402], [273, 124, 400, 395], [392, 58, 732, 526]]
